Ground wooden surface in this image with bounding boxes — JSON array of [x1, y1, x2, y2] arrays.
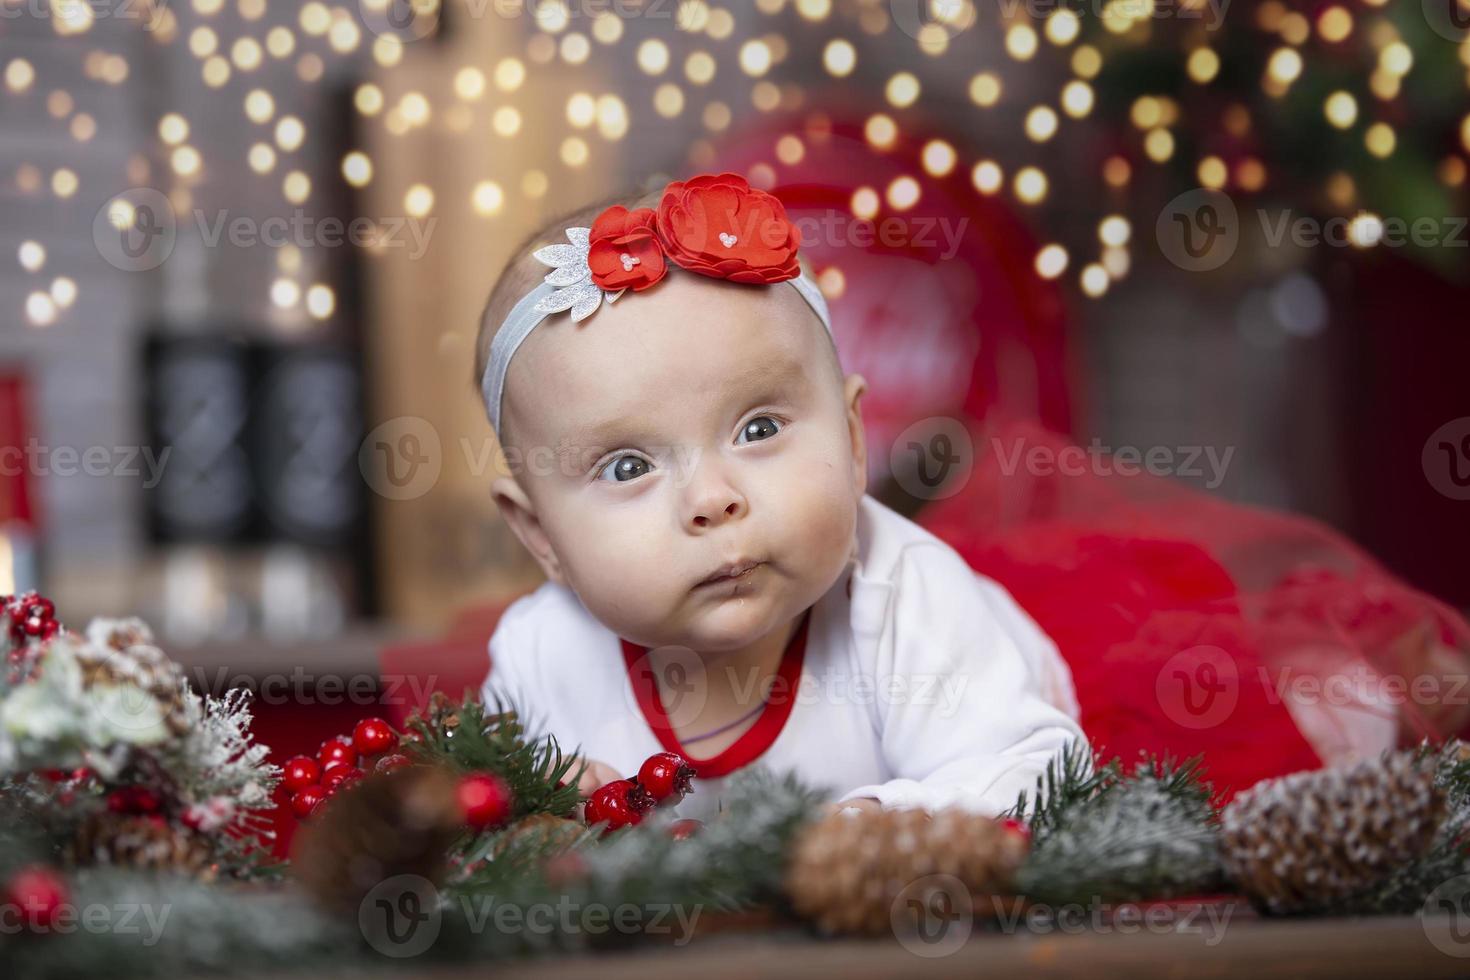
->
[[468, 917, 1466, 980], [256, 913, 1468, 980]]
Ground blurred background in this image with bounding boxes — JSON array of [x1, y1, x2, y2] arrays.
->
[[3, 0, 1469, 841]]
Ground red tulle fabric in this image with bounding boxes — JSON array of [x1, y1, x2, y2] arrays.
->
[[919, 419, 1470, 801]]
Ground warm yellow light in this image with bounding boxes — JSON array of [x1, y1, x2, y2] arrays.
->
[[305, 284, 335, 319], [1006, 25, 1038, 61], [282, 170, 310, 203], [824, 39, 856, 76], [275, 115, 305, 151], [1061, 81, 1094, 118], [1267, 47, 1303, 85], [355, 84, 383, 116], [404, 184, 434, 217], [1187, 48, 1220, 83], [495, 58, 526, 91], [400, 92, 430, 126], [50, 277, 76, 308], [158, 112, 189, 145], [522, 170, 549, 199], [1046, 9, 1080, 44], [1025, 106, 1059, 142], [455, 67, 485, 101], [972, 160, 1003, 195], [1347, 212, 1383, 247], [851, 186, 880, 220], [493, 106, 521, 137], [171, 146, 201, 177], [1318, 5, 1353, 42], [596, 95, 628, 139], [686, 51, 716, 85], [341, 152, 372, 187], [1324, 90, 1358, 128], [865, 113, 898, 149], [472, 181, 504, 215], [270, 279, 299, 309], [654, 84, 684, 118], [18, 241, 45, 272], [1099, 216, 1131, 247], [1080, 264, 1109, 298], [969, 72, 1001, 107], [1197, 155, 1228, 189], [244, 89, 274, 123], [188, 26, 217, 57], [248, 143, 275, 173], [593, 11, 623, 43], [266, 26, 295, 58], [921, 140, 956, 176], [1103, 156, 1131, 187], [26, 292, 56, 327], [639, 39, 670, 74], [231, 37, 262, 71], [1035, 244, 1068, 279], [738, 39, 771, 76], [1237, 158, 1267, 191], [1365, 122, 1395, 157], [1072, 45, 1102, 79], [1131, 96, 1161, 129], [1380, 41, 1413, 77], [886, 72, 920, 108], [1014, 167, 1048, 203], [1144, 128, 1175, 162], [561, 136, 589, 167], [202, 55, 230, 87], [886, 176, 920, 211]]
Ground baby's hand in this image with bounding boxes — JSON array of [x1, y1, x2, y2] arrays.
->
[[575, 758, 623, 797], [822, 797, 882, 817]]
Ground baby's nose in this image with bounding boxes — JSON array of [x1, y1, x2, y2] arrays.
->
[[690, 495, 745, 529]]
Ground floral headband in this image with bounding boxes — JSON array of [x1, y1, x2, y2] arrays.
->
[[481, 172, 832, 438]]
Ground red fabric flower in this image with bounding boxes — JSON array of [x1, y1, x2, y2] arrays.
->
[[656, 172, 801, 284], [587, 206, 667, 292]]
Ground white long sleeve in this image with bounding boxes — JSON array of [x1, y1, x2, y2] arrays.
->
[[835, 541, 1085, 815], [478, 495, 1085, 819]]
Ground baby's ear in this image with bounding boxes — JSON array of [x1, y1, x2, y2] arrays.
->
[[843, 373, 869, 496], [491, 476, 565, 585]]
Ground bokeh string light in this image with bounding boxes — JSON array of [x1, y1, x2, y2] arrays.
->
[[5, 0, 1469, 329]]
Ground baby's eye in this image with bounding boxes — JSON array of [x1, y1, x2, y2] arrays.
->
[[737, 416, 782, 444], [597, 454, 652, 483]]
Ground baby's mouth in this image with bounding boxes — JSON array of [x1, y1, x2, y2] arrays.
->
[[693, 559, 764, 590]]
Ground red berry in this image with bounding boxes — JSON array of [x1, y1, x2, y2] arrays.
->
[[281, 756, 321, 792], [375, 753, 413, 774], [3, 865, 68, 932], [352, 717, 399, 757], [318, 736, 357, 770], [320, 765, 363, 791], [457, 773, 514, 830], [1000, 817, 1032, 842], [106, 787, 161, 814], [583, 778, 653, 833], [637, 752, 695, 806], [668, 818, 703, 840], [291, 786, 327, 818]]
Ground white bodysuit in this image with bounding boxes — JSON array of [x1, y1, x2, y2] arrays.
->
[[481, 494, 1085, 819]]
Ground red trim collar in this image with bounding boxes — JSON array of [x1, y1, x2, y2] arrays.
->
[[620, 611, 811, 779]]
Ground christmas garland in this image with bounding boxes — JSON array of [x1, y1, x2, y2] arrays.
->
[[3, 594, 1470, 978]]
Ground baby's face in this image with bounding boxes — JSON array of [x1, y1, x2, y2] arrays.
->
[[498, 272, 866, 654]]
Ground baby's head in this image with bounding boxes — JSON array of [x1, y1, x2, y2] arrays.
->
[[475, 174, 867, 656]]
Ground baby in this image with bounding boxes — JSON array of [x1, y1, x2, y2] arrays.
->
[[476, 172, 1084, 819]]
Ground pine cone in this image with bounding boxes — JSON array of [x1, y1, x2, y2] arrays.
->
[[70, 814, 218, 881], [292, 767, 464, 914], [491, 812, 584, 859], [75, 639, 192, 736], [786, 807, 1029, 936], [1219, 750, 1446, 914]]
